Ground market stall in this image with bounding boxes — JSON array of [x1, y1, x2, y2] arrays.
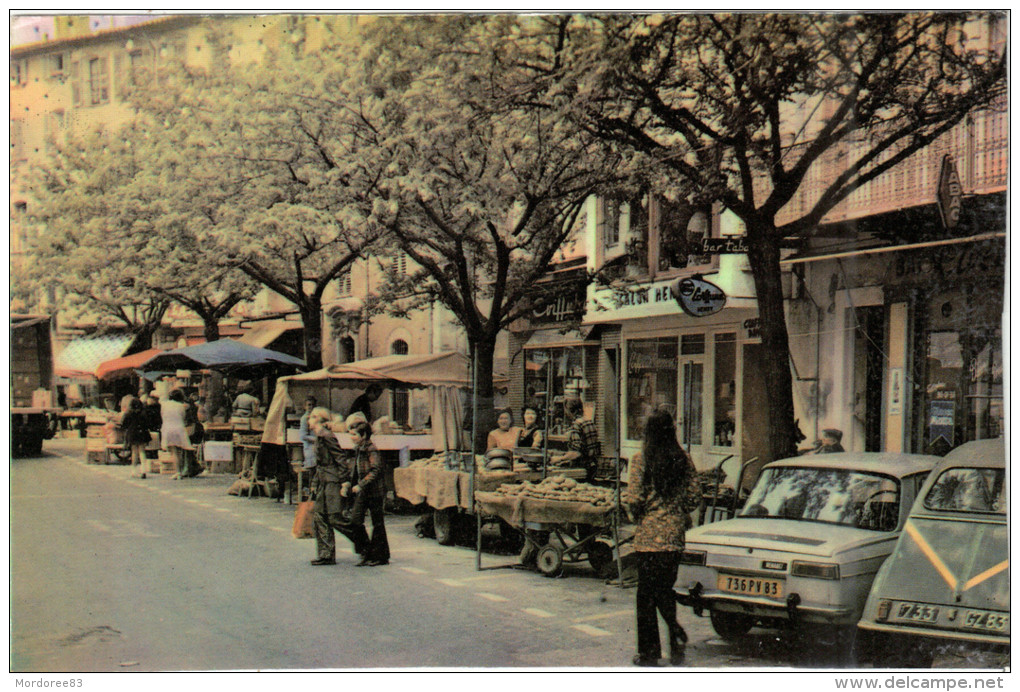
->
[[475, 476, 621, 578], [262, 352, 493, 504], [392, 453, 588, 544]]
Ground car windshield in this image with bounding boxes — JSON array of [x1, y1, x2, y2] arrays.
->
[[740, 466, 901, 531], [923, 467, 1006, 514]]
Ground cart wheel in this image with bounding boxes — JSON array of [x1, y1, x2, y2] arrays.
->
[[433, 509, 455, 545], [587, 540, 615, 578], [536, 545, 564, 578]]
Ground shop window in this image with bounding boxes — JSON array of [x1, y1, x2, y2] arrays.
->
[[625, 338, 678, 440], [713, 333, 737, 447], [681, 361, 704, 447], [923, 329, 1002, 455], [524, 346, 590, 436], [681, 333, 705, 355]]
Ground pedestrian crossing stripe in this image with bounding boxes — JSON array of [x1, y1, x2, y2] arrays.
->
[[476, 592, 509, 602], [571, 624, 611, 637], [524, 608, 555, 618]]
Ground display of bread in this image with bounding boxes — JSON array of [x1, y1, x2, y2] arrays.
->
[[492, 476, 614, 507]]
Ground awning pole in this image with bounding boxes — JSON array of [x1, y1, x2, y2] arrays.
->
[[542, 355, 552, 481], [471, 348, 480, 571]]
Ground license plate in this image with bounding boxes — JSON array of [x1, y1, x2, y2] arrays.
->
[[717, 574, 783, 598], [962, 610, 1009, 632], [892, 602, 940, 623]]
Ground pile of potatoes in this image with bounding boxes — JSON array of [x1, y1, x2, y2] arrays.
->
[[494, 476, 614, 508]]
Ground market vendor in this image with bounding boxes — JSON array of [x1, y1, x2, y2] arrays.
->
[[550, 397, 602, 482], [518, 407, 544, 449], [231, 385, 261, 421], [486, 408, 523, 452], [348, 384, 383, 423]]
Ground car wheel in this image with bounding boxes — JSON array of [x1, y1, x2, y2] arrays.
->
[[710, 610, 754, 640]]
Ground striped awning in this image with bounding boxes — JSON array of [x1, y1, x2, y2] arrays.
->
[[54, 334, 134, 378]]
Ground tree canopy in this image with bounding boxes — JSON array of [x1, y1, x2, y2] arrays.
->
[[341, 16, 625, 441], [500, 12, 1006, 460]]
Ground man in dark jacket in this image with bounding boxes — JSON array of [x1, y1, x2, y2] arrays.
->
[[310, 414, 365, 565], [348, 384, 383, 423]]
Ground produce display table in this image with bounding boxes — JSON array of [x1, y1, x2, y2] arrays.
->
[[393, 466, 518, 510], [474, 491, 615, 529], [392, 465, 587, 510]]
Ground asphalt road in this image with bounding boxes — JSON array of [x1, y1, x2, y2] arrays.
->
[[10, 438, 893, 672]]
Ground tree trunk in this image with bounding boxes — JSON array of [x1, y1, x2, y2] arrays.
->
[[469, 337, 498, 453], [201, 315, 221, 343], [745, 224, 799, 462], [299, 298, 324, 371]]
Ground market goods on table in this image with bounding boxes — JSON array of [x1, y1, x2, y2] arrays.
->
[[476, 477, 617, 528]]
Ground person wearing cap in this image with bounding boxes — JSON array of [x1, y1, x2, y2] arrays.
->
[[345, 411, 390, 566], [551, 397, 602, 482], [310, 410, 364, 566], [815, 428, 845, 454]]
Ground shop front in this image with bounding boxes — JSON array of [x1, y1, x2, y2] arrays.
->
[[585, 274, 765, 486], [787, 231, 1004, 458], [895, 236, 1005, 456]]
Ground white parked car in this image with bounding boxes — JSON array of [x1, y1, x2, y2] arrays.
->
[[675, 452, 939, 657], [857, 439, 1007, 667]]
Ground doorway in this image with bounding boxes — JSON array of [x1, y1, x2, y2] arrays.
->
[[852, 306, 885, 452]]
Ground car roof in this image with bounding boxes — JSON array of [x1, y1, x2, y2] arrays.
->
[[939, 438, 1005, 469], [764, 452, 940, 477]]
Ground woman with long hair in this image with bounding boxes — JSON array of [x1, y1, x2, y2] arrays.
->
[[622, 408, 702, 666]]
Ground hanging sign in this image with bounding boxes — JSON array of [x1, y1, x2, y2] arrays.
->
[[936, 155, 963, 229], [670, 276, 727, 317]]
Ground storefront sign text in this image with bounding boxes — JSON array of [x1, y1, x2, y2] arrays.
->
[[701, 236, 749, 254], [743, 317, 761, 339], [671, 277, 727, 317]]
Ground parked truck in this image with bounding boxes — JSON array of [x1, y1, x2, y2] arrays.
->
[[11, 314, 60, 457]]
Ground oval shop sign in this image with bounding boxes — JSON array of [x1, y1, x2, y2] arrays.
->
[[671, 277, 727, 317]]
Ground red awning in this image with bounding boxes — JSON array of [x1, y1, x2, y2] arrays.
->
[[95, 348, 164, 381]]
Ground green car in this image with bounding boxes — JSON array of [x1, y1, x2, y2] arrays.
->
[[858, 438, 1008, 667]]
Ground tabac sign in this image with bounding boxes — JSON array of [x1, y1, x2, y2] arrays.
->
[[936, 156, 963, 229], [670, 276, 727, 317]]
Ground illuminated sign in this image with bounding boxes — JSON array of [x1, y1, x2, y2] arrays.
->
[[671, 277, 727, 317]]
